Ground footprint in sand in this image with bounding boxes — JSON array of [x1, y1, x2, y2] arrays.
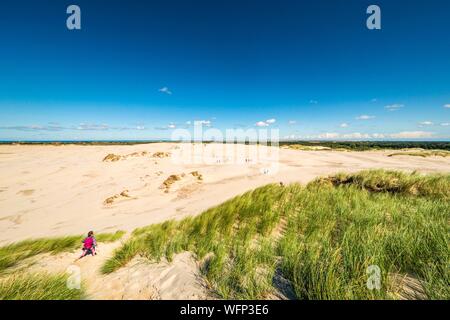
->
[[0, 214, 22, 224], [8, 214, 23, 225]]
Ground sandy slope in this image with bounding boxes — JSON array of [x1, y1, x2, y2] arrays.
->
[[0, 143, 449, 245], [6, 238, 211, 300], [10, 237, 212, 300]]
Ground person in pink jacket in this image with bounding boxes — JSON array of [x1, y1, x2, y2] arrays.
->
[[78, 231, 97, 260]]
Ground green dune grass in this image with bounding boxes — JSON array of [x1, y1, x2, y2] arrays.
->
[[102, 170, 449, 300], [0, 231, 125, 274], [0, 273, 84, 300], [314, 169, 450, 199]]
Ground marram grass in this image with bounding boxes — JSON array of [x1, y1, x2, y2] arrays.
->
[[102, 170, 450, 300], [313, 169, 450, 199], [0, 273, 84, 300]]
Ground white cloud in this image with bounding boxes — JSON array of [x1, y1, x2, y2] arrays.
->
[[317, 132, 339, 139], [356, 115, 375, 120], [255, 121, 269, 127], [371, 98, 378, 102], [340, 123, 349, 128], [444, 104, 450, 108], [418, 121, 434, 126], [372, 133, 386, 139], [341, 132, 372, 139], [440, 123, 449, 126], [76, 123, 110, 131], [0, 124, 65, 131], [389, 131, 434, 139], [3, 123, 154, 132], [195, 120, 212, 127], [385, 104, 404, 111], [299, 131, 436, 140], [254, 118, 276, 127], [158, 87, 172, 95], [155, 123, 176, 130], [288, 120, 297, 125]]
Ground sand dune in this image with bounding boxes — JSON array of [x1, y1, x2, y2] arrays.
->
[[0, 143, 449, 245]]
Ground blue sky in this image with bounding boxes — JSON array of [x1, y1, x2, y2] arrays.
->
[[0, 0, 449, 140]]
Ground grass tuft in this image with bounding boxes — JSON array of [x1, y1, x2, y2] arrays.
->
[[0, 273, 84, 300], [312, 169, 450, 200]]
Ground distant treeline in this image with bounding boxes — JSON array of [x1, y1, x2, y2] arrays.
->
[[278, 141, 450, 151], [1, 140, 449, 151]]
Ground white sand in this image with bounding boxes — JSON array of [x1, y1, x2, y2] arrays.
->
[[1, 143, 449, 245]]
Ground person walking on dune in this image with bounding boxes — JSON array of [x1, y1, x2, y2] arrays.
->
[[77, 231, 97, 260]]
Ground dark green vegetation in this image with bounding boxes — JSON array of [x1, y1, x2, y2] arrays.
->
[[279, 141, 450, 151], [0, 273, 84, 300], [387, 150, 450, 158], [103, 170, 449, 300], [0, 231, 124, 273], [1, 141, 449, 151]]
